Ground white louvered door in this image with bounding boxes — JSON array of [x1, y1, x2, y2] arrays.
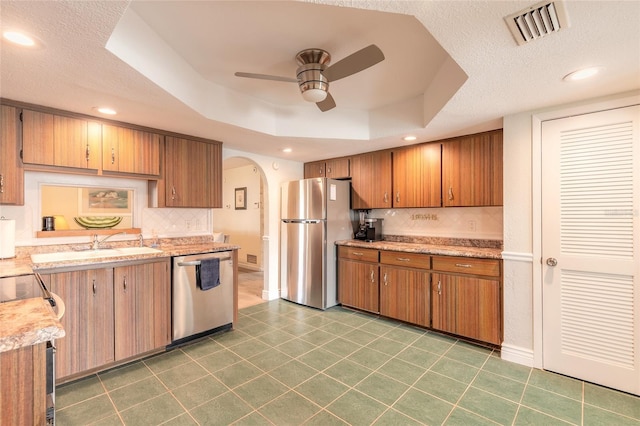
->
[[541, 105, 640, 395]]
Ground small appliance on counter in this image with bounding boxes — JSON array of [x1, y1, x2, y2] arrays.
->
[[354, 211, 368, 240], [364, 218, 383, 242]]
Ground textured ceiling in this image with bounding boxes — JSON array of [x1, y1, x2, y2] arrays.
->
[[1, 0, 639, 162]]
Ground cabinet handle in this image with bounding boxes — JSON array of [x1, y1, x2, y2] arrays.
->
[[111, 147, 115, 164], [123, 276, 127, 292], [171, 186, 176, 200], [351, 251, 364, 256], [437, 280, 441, 295], [396, 191, 400, 203], [327, 167, 331, 174], [383, 272, 388, 286], [92, 279, 96, 295], [396, 257, 410, 262], [0, 174, 4, 193], [455, 263, 473, 268], [383, 192, 388, 203], [448, 187, 454, 201], [85, 144, 90, 162], [319, 166, 324, 175], [370, 269, 375, 283]]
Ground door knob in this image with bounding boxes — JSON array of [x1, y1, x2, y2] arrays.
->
[[546, 258, 558, 267]]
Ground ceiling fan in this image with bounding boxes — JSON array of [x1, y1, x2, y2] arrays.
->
[[234, 44, 385, 112]]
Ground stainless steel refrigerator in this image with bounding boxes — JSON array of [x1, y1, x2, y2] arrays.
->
[[280, 178, 352, 309]]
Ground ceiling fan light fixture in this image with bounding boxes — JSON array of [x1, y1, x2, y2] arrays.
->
[[301, 88, 328, 103]]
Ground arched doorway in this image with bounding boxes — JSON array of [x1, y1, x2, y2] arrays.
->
[[217, 157, 267, 308]]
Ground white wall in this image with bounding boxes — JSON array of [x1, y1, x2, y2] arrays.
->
[[501, 90, 640, 367], [215, 164, 263, 270], [220, 148, 303, 301]]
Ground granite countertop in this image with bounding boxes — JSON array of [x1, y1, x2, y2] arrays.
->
[[0, 297, 65, 353], [335, 237, 503, 259], [0, 238, 240, 277]]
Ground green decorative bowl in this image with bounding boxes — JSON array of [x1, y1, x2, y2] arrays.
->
[[73, 216, 123, 229]]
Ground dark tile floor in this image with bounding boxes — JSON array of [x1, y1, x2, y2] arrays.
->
[[56, 300, 640, 425]]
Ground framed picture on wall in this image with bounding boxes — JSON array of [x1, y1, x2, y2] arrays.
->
[[235, 187, 247, 210]]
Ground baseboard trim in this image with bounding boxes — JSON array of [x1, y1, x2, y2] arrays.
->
[[263, 289, 279, 301], [501, 343, 535, 367]]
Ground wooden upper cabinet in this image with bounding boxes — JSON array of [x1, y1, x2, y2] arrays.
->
[[442, 129, 503, 207], [102, 124, 161, 176], [393, 142, 441, 208], [304, 157, 350, 179], [304, 160, 325, 178], [351, 150, 392, 209], [22, 109, 101, 170], [0, 105, 24, 205], [325, 158, 349, 179], [161, 136, 222, 208]]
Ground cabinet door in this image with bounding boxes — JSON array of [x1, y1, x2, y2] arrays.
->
[[432, 273, 502, 345], [351, 151, 392, 209], [22, 110, 100, 170], [114, 260, 171, 360], [102, 124, 161, 176], [380, 266, 430, 327], [442, 130, 503, 206], [338, 258, 379, 313], [393, 143, 441, 208], [325, 158, 350, 179], [0, 105, 24, 205], [304, 161, 325, 178], [21, 109, 54, 165], [164, 136, 222, 207], [44, 268, 115, 379]]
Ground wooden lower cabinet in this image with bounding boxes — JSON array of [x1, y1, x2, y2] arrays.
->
[[338, 258, 379, 314], [431, 273, 502, 345], [46, 268, 115, 379], [380, 266, 430, 327], [43, 259, 170, 381], [0, 343, 47, 425], [114, 261, 171, 360]]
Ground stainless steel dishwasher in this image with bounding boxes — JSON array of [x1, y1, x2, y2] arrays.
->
[[171, 251, 234, 347]]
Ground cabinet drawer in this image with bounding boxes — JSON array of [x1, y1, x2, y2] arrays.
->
[[380, 251, 431, 269], [338, 246, 379, 262], [432, 256, 500, 277]]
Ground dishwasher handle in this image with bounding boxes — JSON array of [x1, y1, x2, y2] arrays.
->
[[177, 256, 231, 267]]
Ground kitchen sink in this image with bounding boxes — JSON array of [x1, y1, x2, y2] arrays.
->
[[30, 247, 163, 263]]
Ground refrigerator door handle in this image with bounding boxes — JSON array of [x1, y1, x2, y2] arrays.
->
[[282, 219, 323, 224]]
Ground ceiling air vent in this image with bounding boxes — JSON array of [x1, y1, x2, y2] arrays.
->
[[504, 0, 570, 45]]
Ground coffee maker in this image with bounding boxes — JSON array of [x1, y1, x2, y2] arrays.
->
[[364, 218, 383, 242], [354, 211, 368, 240]]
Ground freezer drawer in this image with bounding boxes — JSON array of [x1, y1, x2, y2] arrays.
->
[[281, 220, 330, 309]]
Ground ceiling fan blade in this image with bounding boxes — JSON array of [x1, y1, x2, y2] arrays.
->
[[316, 92, 336, 112], [322, 44, 385, 82], [234, 72, 297, 83]]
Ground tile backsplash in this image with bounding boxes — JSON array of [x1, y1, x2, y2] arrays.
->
[[368, 206, 503, 241], [141, 208, 212, 237]]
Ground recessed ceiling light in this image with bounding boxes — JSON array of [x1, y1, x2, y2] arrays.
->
[[403, 135, 417, 141], [563, 67, 601, 82], [3, 30, 36, 47], [95, 107, 117, 115], [282, 148, 292, 153]]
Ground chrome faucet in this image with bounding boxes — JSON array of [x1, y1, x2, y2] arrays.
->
[[92, 232, 126, 250]]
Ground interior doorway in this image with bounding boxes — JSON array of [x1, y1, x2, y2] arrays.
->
[[540, 105, 639, 395], [217, 157, 267, 308]]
